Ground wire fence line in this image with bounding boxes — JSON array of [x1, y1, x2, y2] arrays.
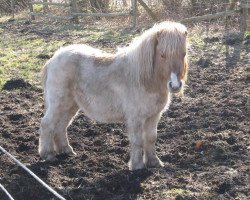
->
[[0, 145, 66, 200], [27, 0, 249, 30], [0, 183, 14, 200], [2, 0, 249, 30]]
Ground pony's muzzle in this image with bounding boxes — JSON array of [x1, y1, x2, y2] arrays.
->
[[168, 80, 182, 93], [168, 72, 183, 93]]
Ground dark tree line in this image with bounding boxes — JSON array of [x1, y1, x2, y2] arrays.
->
[[0, 0, 28, 14], [1, 0, 237, 17]]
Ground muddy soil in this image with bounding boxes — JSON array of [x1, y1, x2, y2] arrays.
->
[[0, 26, 249, 200]]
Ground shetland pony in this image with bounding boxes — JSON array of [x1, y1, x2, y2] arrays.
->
[[39, 21, 188, 170]]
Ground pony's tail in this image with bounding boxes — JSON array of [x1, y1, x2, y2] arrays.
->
[[41, 60, 50, 111], [41, 61, 49, 90]]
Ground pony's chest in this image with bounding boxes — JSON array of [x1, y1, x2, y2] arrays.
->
[[146, 92, 170, 114], [126, 89, 170, 117]]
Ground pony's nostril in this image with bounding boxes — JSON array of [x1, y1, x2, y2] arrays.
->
[[179, 81, 182, 88], [168, 80, 182, 93], [169, 81, 182, 93], [169, 82, 172, 88]]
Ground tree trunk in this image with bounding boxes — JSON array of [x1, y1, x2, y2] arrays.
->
[[89, 0, 110, 12]]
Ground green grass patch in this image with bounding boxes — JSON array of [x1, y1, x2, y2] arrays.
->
[[244, 31, 250, 37], [0, 30, 65, 88], [33, 4, 44, 12], [0, 16, 136, 89], [188, 34, 205, 50]]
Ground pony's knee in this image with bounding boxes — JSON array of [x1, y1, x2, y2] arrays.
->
[[144, 134, 157, 147], [40, 114, 56, 134]]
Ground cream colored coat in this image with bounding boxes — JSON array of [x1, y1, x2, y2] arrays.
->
[[39, 21, 188, 170]]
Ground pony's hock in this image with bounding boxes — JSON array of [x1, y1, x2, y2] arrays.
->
[[39, 21, 188, 171]]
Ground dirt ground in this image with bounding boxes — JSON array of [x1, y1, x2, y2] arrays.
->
[[0, 22, 249, 200]]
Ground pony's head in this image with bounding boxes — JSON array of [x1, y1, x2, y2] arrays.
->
[[154, 22, 188, 94], [126, 21, 188, 93]]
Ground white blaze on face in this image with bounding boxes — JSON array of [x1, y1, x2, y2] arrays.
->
[[170, 72, 180, 88]]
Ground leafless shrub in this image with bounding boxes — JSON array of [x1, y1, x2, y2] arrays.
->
[[160, 0, 230, 19], [0, 0, 29, 14]]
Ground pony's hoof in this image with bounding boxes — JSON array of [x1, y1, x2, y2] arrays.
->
[[56, 145, 76, 156], [39, 151, 57, 162], [145, 156, 164, 168], [128, 160, 145, 171]]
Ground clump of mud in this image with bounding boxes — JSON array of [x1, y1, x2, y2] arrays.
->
[[2, 78, 32, 90]]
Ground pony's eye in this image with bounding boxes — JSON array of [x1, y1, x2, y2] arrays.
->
[[161, 54, 166, 59]]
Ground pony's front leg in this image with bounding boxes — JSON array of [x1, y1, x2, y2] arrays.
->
[[143, 114, 164, 168], [127, 120, 145, 170]]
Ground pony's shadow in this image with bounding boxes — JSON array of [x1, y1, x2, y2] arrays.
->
[[0, 161, 53, 200], [82, 163, 186, 200], [69, 169, 153, 200], [29, 156, 153, 200], [28, 161, 50, 178]]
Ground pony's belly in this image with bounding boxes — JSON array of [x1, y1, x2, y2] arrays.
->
[[75, 94, 125, 123], [83, 108, 124, 123]]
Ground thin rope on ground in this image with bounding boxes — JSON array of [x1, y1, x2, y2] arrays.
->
[[0, 182, 14, 200], [0, 145, 66, 200]]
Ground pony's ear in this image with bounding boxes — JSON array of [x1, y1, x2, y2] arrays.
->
[[156, 30, 162, 38]]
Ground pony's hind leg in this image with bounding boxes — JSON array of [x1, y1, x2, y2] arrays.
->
[[143, 114, 164, 168], [39, 107, 58, 161], [39, 96, 78, 161], [53, 104, 78, 155]]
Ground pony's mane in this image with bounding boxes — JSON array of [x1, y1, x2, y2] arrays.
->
[[117, 21, 187, 85], [124, 21, 186, 54]]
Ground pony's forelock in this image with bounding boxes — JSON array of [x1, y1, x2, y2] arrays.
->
[[156, 22, 187, 59]]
